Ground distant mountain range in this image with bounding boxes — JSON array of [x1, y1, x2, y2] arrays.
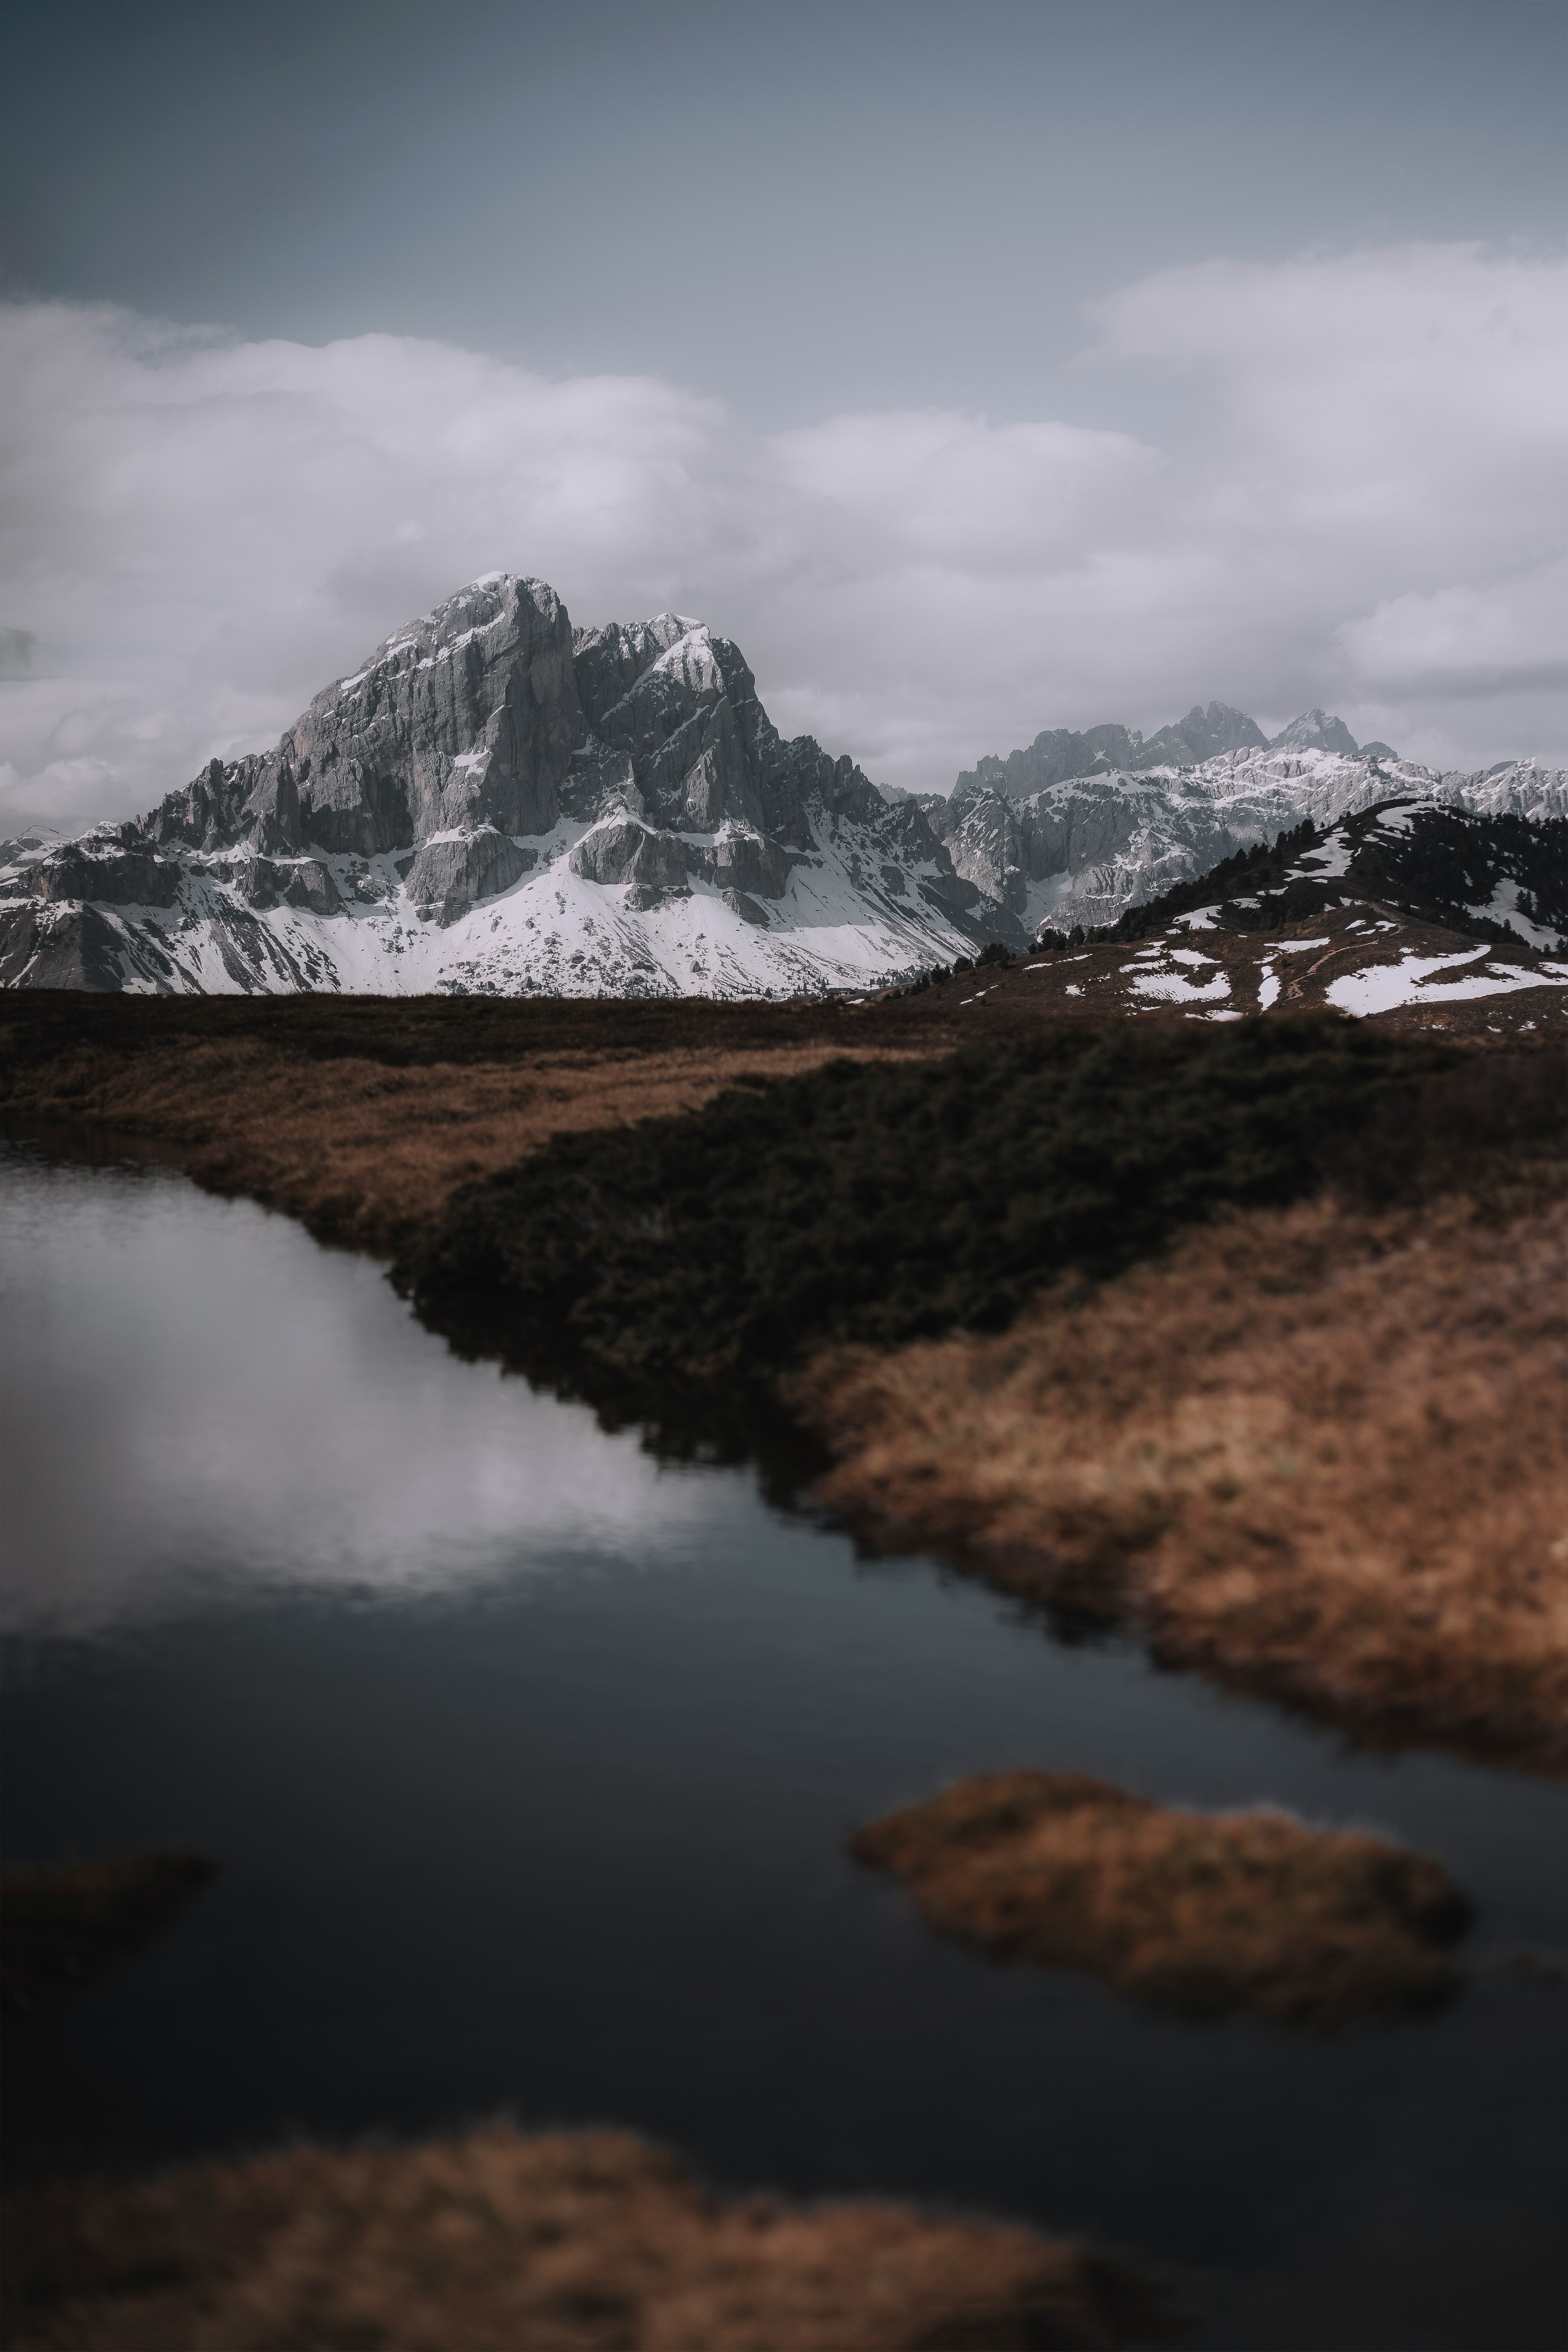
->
[[949, 699, 1390, 796], [924, 710, 1562, 941], [1, 574, 1562, 995]]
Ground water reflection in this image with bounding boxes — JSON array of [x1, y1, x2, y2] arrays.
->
[[0, 1143, 732, 1634], [4, 1140, 1567, 2350]]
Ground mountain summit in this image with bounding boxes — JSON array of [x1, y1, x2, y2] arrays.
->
[[0, 576, 991, 994], [2, 577, 1563, 993], [1269, 708, 1360, 757]]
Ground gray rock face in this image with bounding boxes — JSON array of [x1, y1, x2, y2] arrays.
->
[[0, 573, 995, 995], [1269, 708, 1359, 757], [955, 699, 1269, 803], [406, 829, 535, 926], [289, 576, 579, 849], [1140, 702, 1269, 765]]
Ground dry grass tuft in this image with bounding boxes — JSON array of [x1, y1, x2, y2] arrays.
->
[[1, 1036, 923, 1256], [797, 1192, 1568, 1771], [0, 2124, 1154, 2351], [851, 1772, 1469, 2025]]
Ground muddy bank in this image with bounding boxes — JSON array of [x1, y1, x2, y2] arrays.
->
[[797, 1191, 1568, 1775], [0, 2123, 1171, 2352], [851, 1772, 1470, 2025]]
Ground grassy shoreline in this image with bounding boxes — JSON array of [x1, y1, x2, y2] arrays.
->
[[795, 1188, 1568, 1776], [5, 993, 1564, 1771]]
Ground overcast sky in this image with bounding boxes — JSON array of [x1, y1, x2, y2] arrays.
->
[[2, 0, 1564, 831]]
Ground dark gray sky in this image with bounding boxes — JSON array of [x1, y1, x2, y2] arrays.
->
[[2, 1, 1565, 828], [6, 0, 1564, 428]]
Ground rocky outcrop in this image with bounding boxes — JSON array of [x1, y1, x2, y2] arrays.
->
[[1142, 701, 1269, 764], [0, 832, 184, 910], [406, 829, 535, 926], [0, 900, 131, 990], [958, 702, 1365, 802]]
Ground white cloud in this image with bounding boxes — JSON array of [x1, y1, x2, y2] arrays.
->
[[2, 240, 1564, 833], [1334, 559, 1568, 699]]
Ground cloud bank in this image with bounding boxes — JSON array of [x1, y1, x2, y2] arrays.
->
[[2, 241, 1564, 833]]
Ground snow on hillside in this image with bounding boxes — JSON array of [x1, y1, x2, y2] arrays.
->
[[936, 745, 1567, 941], [1, 573, 1562, 996]]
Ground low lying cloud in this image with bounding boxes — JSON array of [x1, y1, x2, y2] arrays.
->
[[2, 240, 1564, 832]]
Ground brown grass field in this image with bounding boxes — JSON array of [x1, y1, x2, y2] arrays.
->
[[796, 1188, 1568, 1773], [0, 956, 1557, 1250], [851, 1771, 1470, 2025], [0, 2125, 1161, 2352], [3, 987, 1562, 2336], [0, 993, 959, 1252]]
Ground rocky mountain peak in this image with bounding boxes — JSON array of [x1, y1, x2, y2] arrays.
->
[[0, 573, 993, 995], [1269, 708, 1360, 757], [1138, 702, 1270, 765]]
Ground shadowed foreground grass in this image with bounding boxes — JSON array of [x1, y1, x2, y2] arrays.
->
[[0, 2126, 1171, 2352], [851, 1773, 1470, 2025]]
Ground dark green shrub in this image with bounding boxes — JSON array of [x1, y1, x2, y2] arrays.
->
[[402, 1021, 1467, 1387]]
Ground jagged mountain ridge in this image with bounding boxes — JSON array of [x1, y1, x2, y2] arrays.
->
[[933, 738, 1566, 942], [951, 699, 1388, 803], [0, 577, 992, 996], [2, 575, 1563, 994]]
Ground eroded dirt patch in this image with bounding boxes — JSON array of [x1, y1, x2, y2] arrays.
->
[[851, 1771, 1470, 2024]]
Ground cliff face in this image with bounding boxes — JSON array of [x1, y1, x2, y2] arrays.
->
[[0, 577, 996, 996]]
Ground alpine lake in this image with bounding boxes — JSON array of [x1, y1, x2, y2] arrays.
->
[[2, 1134, 1565, 2350]]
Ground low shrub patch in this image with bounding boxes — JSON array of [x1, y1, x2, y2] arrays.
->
[[401, 1019, 1459, 1384]]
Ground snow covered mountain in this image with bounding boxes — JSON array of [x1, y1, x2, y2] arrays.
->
[[934, 729, 1566, 942], [1008, 799, 1568, 1031], [0, 577, 998, 996], [2, 572, 1563, 995]]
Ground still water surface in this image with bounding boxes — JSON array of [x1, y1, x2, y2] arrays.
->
[[2, 1140, 1566, 2349]]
